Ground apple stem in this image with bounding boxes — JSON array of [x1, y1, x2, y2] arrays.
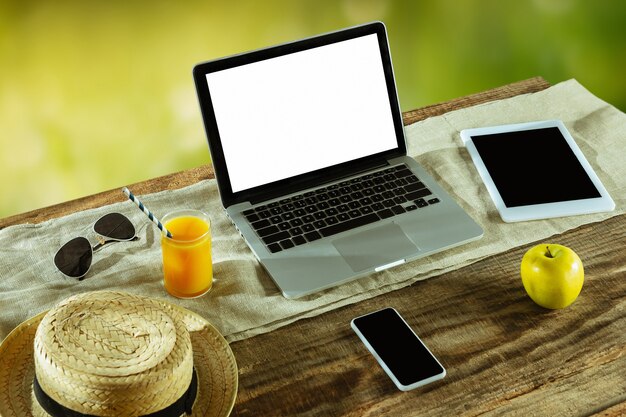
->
[[545, 246, 554, 258]]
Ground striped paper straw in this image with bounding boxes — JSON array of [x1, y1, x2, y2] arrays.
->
[[122, 187, 173, 238]]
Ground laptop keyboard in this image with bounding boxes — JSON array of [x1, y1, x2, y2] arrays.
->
[[242, 164, 440, 253]]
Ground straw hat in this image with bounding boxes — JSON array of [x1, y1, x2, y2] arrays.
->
[[0, 291, 238, 417]]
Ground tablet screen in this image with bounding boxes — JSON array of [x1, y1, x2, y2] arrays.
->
[[470, 127, 601, 207]]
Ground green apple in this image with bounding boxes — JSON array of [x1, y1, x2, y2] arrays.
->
[[520, 243, 584, 309]]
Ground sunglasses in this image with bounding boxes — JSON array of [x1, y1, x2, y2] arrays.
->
[[54, 213, 137, 279]]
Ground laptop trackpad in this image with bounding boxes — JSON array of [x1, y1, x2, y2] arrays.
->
[[332, 223, 418, 272]]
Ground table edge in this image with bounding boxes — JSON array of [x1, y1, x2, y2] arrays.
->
[[0, 76, 550, 229]]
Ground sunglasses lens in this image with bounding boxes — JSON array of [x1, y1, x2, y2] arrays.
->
[[94, 213, 135, 240], [54, 237, 93, 278]]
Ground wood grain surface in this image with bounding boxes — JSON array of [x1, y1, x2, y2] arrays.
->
[[229, 214, 626, 416], [3, 76, 624, 416]]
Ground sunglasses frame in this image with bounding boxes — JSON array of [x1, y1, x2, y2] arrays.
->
[[54, 213, 137, 279]]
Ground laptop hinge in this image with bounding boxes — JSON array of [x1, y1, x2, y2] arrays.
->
[[249, 159, 390, 205]]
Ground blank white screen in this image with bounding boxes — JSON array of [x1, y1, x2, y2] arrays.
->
[[206, 34, 398, 193]]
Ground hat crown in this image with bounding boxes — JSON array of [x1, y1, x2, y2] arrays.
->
[[34, 291, 193, 416]]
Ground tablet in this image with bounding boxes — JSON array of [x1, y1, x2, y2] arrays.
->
[[460, 120, 615, 222]]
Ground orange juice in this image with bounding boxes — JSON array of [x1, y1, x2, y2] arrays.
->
[[160, 210, 212, 298]]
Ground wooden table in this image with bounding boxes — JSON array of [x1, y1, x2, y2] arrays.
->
[[2, 77, 624, 416]]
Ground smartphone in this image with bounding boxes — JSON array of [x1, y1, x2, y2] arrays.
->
[[351, 307, 446, 391]]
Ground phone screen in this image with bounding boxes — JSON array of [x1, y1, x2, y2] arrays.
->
[[351, 307, 445, 390]]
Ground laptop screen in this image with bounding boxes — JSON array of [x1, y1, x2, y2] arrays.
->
[[205, 33, 398, 193]]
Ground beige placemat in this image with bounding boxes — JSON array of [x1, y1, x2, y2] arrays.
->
[[1, 79, 624, 343]]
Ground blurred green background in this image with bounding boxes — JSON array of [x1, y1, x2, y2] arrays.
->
[[1, 0, 624, 218]]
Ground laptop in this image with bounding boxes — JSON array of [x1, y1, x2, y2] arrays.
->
[[193, 22, 483, 299]]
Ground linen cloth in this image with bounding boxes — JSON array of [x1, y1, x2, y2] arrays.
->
[[1, 79, 624, 343]]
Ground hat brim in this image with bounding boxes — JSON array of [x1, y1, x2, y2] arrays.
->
[[0, 301, 238, 417]]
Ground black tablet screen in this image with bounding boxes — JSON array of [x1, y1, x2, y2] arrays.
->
[[471, 127, 601, 207]]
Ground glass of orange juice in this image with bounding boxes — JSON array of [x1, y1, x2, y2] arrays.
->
[[160, 209, 212, 298]]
